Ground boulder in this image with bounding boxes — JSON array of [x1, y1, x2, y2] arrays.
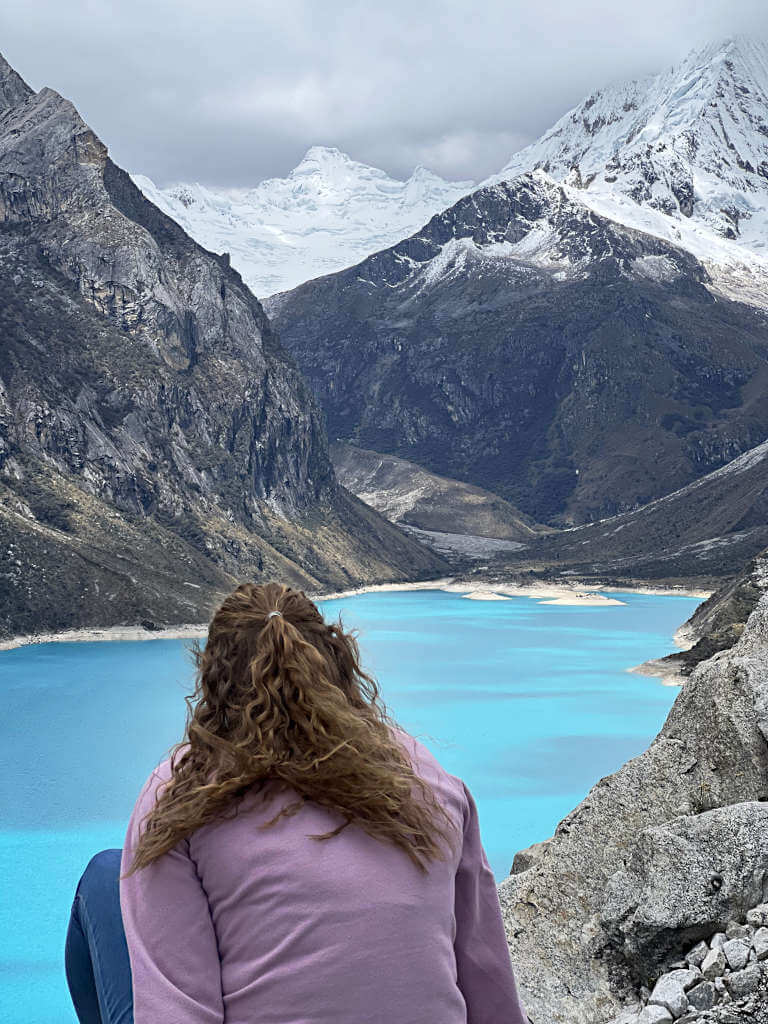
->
[[754, 928, 768, 962], [601, 802, 768, 976], [686, 941, 710, 968], [639, 1006, 674, 1024], [648, 976, 688, 1017]]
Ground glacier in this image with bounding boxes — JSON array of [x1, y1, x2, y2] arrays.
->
[[132, 147, 473, 297]]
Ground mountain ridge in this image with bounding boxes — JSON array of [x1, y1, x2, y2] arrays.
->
[[0, 52, 447, 641], [266, 170, 768, 528]]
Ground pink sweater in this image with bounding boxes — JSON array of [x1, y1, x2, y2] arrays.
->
[[119, 726, 529, 1024]]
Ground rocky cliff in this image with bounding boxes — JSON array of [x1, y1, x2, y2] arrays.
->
[[500, 590, 768, 1024], [0, 55, 446, 640], [265, 172, 768, 529], [651, 547, 768, 679]]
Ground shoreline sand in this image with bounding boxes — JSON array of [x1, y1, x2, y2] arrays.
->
[[0, 576, 712, 652]]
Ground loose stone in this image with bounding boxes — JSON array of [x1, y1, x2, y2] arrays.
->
[[648, 976, 688, 1018], [710, 932, 727, 949], [724, 963, 763, 998], [656, 969, 700, 992], [753, 926, 768, 961], [726, 922, 754, 942], [722, 938, 750, 971], [685, 941, 709, 968], [701, 946, 727, 980], [638, 1005, 674, 1024], [686, 980, 717, 1011], [746, 904, 768, 928]]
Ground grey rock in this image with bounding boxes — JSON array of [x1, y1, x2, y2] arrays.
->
[[510, 838, 551, 875], [702, 947, 727, 980], [686, 980, 717, 1011], [724, 963, 762, 998], [602, 803, 768, 976], [497, 595, 768, 1022], [639, 1006, 674, 1024], [660, 969, 701, 992], [746, 905, 768, 928], [753, 927, 768, 961], [686, 941, 711, 968], [723, 940, 750, 971], [725, 922, 752, 941], [649, 974, 691, 1016]]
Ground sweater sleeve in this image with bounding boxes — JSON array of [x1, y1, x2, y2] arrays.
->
[[453, 779, 529, 1024], [119, 764, 225, 1024]]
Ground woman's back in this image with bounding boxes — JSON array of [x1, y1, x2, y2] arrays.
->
[[119, 725, 527, 1024]]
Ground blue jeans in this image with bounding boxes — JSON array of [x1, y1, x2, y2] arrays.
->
[[64, 849, 134, 1024]]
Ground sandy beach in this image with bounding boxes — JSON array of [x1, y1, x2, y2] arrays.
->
[[0, 575, 713, 651]]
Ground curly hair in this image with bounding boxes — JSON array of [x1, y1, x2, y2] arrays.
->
[[122, 581, 460, 876]]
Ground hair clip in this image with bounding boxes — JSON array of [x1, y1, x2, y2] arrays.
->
[[266, 610, 283, 619]]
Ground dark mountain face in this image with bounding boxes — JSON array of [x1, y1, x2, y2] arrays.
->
[[0, 57, 446, 639], [489, 437, 768, 588], [266, 173, 768, 527]]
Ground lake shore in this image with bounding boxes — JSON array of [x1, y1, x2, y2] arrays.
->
[[0, 575, 712, 651]]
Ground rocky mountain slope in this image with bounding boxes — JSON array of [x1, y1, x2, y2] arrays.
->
[[329, 442, 546, 541], [488, 437, 768, 587], [0, 55, 446, 641], [266, 171, 768, 528], [491, 37, 768, 261], [500, 589, 768, 1024], [650, 546, 768, 679], [133, 148, 473, 297]]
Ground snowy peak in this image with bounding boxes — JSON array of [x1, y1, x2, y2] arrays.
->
[[132, 36, 768, 299], [133, 149, 473, 296], [316, 169, 705, 306], [491, 37, 768, 254]]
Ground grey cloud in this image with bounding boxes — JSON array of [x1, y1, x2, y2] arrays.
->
[[1, 0, 768, 186]]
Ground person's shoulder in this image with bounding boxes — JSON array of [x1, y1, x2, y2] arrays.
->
[[390, 725, 466, 794], [134, 745, 188, 809]]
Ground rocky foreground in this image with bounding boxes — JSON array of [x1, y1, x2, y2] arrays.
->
[[500, 590, 768, 1023]]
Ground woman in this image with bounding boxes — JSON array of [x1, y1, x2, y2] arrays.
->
[[64, 581, 529, 1024]]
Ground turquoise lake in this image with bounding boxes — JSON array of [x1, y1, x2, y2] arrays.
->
[[0, 587, 701, 1023]]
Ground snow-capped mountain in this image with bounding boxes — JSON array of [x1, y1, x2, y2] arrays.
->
[[488, 36, 768, 279], [133, 38, 768, 301], [133, 147, 473, 296], [266, 170, 768, 526]]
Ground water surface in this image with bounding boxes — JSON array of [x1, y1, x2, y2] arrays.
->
[[0, 587, 700, 1022]]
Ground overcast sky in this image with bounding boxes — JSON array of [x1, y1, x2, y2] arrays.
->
[[2, 0, 768, 187]]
